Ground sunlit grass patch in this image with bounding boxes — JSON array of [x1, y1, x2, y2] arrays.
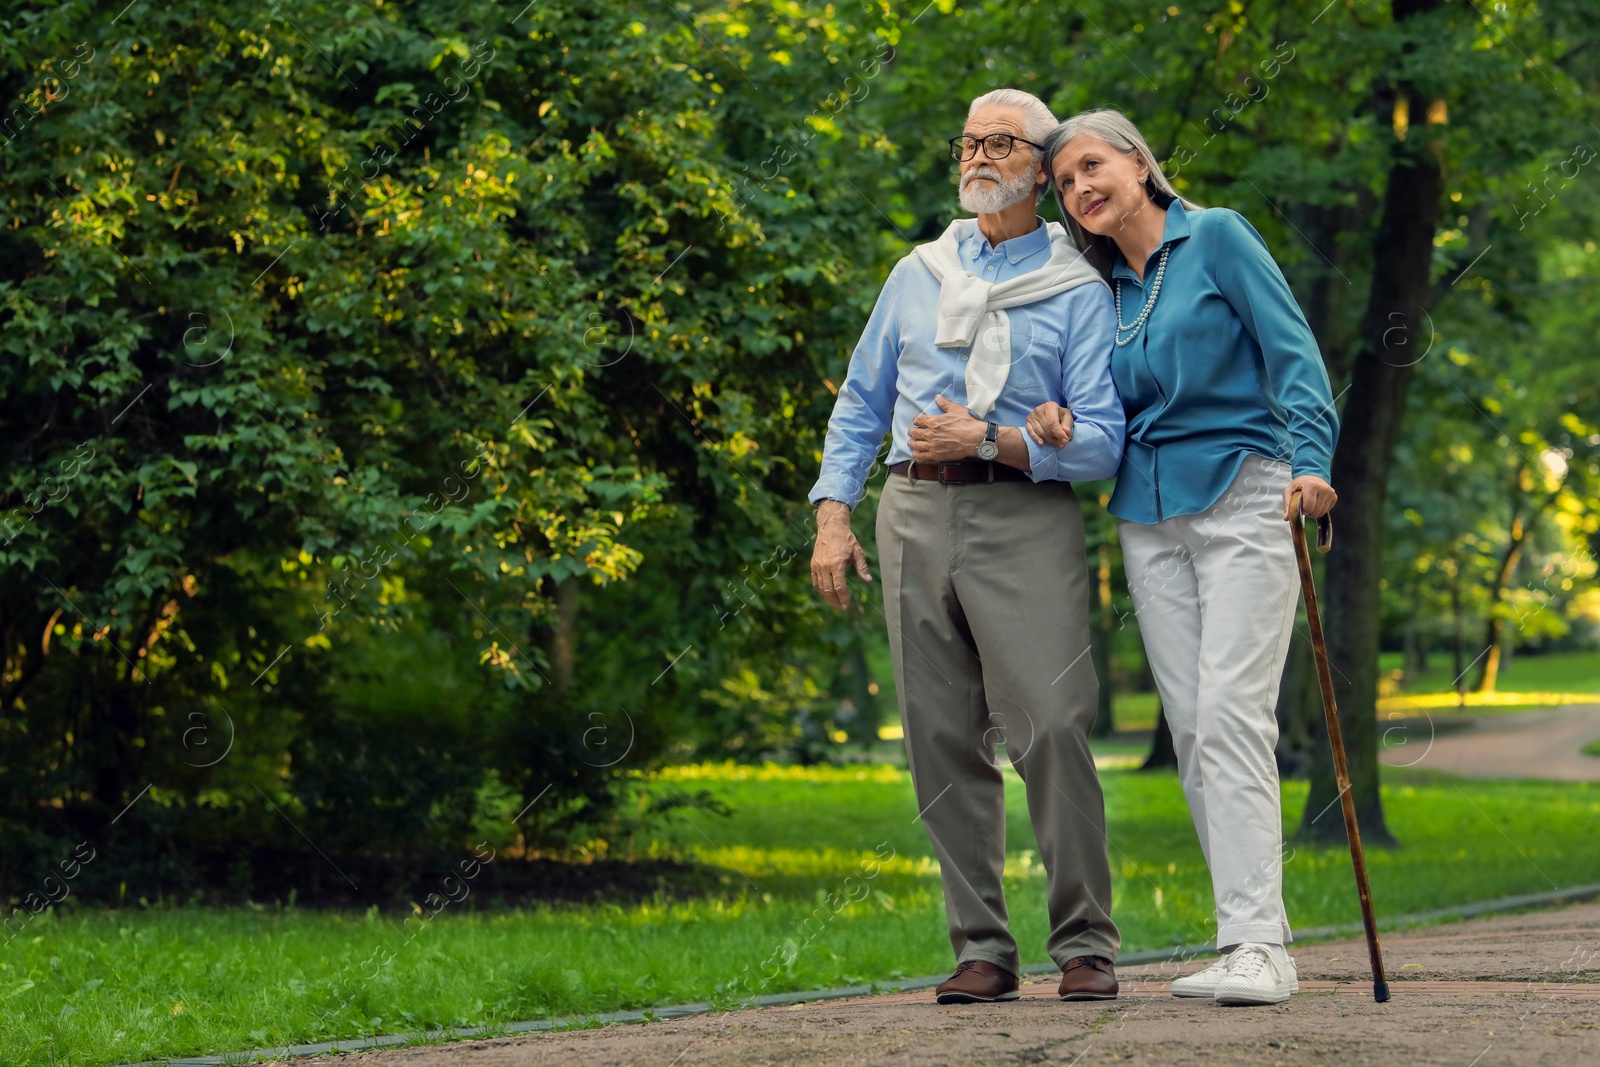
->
[[4, 764, 1597, 1067], [653, 760, 907, 784]]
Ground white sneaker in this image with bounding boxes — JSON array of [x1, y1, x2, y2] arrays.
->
[[1213, 943, 1298, 1006], [1170, 954, 1231, 998]]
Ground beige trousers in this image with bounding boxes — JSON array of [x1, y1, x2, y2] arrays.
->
[[1118, 452, 1299, 950], [875, 473, 1120, 974]]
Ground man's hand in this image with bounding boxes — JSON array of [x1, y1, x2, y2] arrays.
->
[[1024, 401, 1075, 448], [811, 499, 872, 609], [1283, 474, 1337, 520], [908, 395, 986, 462]]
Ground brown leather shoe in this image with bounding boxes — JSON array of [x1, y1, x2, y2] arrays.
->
[[935, 959, 1020, 1004], [1058, 955, 1118, 1000]]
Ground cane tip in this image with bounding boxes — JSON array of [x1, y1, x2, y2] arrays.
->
[[1373, 981, 1391, 1003]]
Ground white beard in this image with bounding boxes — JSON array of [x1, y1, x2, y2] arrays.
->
[[959, 163, 1038, 214]]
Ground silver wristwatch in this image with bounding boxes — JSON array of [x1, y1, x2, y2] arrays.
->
[[976, 421, 999, 461]]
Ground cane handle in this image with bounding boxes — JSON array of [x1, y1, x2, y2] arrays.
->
[[1290, 489, 1334, 553]]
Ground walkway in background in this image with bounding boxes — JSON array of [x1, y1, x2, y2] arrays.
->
[[1380, 704, 1600, 780]]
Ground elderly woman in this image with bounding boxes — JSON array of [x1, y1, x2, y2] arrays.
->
[[1025, 108, 1339, 1006]]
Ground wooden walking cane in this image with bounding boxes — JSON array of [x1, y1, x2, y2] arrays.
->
[[1290, 490, 1391, 1003]]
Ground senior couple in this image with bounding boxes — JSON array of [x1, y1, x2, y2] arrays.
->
[[807, 89, 1339, 1007]]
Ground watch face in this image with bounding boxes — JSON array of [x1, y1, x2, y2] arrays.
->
[[977, 441, 999, 460]]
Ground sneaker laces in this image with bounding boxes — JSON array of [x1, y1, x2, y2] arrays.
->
[[1226, 945, 1272, 981]]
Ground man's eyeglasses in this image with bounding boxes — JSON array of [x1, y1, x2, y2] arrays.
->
[[948, 132, 1047, 162]]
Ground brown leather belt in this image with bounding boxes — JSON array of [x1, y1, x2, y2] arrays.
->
[[889, 459, 1030, 485]]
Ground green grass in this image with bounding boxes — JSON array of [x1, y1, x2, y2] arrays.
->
[[3, 761, 1598, 1067], [1112, 690, 1161, 732], [1583, 738, 1600, 758], [1377, 648, 1600, 698]]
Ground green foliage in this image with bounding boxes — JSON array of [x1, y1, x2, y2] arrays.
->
[[0, 0, 906, 897], [1385, 179, 1600, 677]]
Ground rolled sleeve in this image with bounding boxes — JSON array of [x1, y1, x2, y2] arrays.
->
[[808, 263, 903, 507], [1210, 209, 1339, 481], [1026, 284, 1125, 483]]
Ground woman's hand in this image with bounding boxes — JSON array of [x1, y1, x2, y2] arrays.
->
[[1283, 474, 1336, 520], [1024, 401, 1074, 448]]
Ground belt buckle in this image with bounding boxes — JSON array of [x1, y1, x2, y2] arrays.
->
[[937, 461, 953, 486]]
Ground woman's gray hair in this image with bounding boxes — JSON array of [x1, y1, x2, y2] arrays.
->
[[1041, 107, 1200, 280], [967, 88, 1057, 148]]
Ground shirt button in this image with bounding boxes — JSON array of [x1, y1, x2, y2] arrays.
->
[[985, 264, 996, 271], [961, 353, 970, 361]]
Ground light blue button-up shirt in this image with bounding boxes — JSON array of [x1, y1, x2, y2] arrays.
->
[[808, 216, 1125, 507], [1106, 200, 1340, 524]]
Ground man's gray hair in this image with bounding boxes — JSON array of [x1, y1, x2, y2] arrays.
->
[[966, 88, 1057, 146]]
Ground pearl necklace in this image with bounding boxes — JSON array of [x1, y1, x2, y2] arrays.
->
[[1113, 244, 1171, 347]]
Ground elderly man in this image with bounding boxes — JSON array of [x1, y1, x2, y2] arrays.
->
[[808, 89, 1127, 1003]]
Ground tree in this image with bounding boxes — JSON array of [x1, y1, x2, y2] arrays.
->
[[0, 0, 909, 896]]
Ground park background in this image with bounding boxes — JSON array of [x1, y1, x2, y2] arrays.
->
[[2, 0, 1599, 1063]]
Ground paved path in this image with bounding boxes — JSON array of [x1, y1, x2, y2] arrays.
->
[[1380, 704, 1600, 780], [303, 902, 1600, 1067]]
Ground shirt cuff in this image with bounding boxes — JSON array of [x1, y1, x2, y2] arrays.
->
[[808, 478, 863, 509], [1290, 450, 1332, 481], [1023, 433, 1059, 484]]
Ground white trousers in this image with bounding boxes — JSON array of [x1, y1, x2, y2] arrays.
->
[[1118, 453, 1299, 950]]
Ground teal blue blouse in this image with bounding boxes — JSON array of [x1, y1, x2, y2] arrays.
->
[[1106, 200, 1339, 525]]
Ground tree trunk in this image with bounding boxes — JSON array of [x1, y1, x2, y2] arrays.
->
[[89, 671, 142, 819], [842, 640, 880, 745], [1274, 635, 1318, 778], [1476, 479, 1562, 692], [1449, 559, 1466, 702], [1475, 524, 1525, 694], [1299, 0, 1445, 848], [545, 576, 580, 690], [1141, 701, 1177, 770]]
